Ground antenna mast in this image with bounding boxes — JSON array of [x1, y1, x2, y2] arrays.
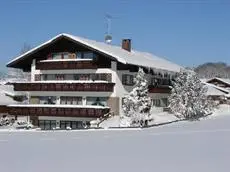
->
[[105, 14, 112, 44]]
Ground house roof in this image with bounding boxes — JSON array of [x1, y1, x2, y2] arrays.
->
[[203, 83, 229, 96], [0, 91, 18, 105], [7, 33, 182, 73], [206, 77, 230, 86], [0, 85, 24, 97]]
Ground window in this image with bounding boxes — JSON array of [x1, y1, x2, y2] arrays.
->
[[50, 52, 68, 60], [83, 52, 94, 59], [43, 74, 48, 81], [60, 121, 83, 130], [122, 74, 134, 86], [74, 74, 90, 80], [60, 97, 82, 105], [63, 52, 69, 59], [55, 74, 65, 80], [39, 120, 56, 130], [39, 120, 45, 130], [152, 99, 161, 107], [86, 97, 108, 106], [60, 121, 66, 130], [39, 96, 56, 105], [161, 98, 169, 107], [76, 52, 82, 59], [52, 53, 62, 60]]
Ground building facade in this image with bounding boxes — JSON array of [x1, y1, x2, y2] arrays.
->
[[6, 33, 181, 129]]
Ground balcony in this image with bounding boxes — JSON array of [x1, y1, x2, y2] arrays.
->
[[36, 60, 98, 70], [8, 105, 110, 118], [13, 82, 115, 92], [148, 85, 171, 93]]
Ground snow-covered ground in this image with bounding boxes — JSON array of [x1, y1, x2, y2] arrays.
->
[[212, 104, 230, 116], [0, 114, 230, 172], [99, 112, 179, 128], [99, 105, 230, 128]]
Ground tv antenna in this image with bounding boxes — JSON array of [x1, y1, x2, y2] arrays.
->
[[105, 14, 112, 44]]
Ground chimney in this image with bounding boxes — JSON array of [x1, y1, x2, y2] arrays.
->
[[122, 39, 131, 52]]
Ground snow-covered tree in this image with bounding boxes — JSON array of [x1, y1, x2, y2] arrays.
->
[[7, 68, 30, 82], [169, 69, 213, 120], [6, 43, 32, 83], [121, 68, 152, 127]]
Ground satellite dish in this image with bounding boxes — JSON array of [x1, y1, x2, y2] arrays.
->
[[105, 34, 112, 44]]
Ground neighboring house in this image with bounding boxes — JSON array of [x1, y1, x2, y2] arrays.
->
[[6, 33, 182, 130], [204, 77, 230, 103], [204, 83, 229, 102], [206, 77, 230, 91]]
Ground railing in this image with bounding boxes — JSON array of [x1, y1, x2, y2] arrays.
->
[[148, 85, 171, 93], [8, 106, 110, 118], [0, 105, 9, 113], [36, 60, 98, 70], [35, 73, 112, 82], [13, 82, 115, 92]]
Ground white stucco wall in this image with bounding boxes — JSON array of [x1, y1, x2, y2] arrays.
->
[[29, 60, 171, 115]]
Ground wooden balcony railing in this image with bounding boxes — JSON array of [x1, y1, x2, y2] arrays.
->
[[148, 85, 171, 93], [36, 60, 98, 70], [13, 82, 115, 92], [8, 106, 110, 118]]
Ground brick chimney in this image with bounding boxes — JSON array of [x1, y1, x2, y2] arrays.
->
[[122, 39, 131, 52]]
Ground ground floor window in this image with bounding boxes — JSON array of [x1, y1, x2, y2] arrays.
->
[[161, 98, 169, 107], [39, 120, 56, 130], [60, 121, 83, 130], [151, 98, 168, 107], [152, 99, 161, 107]]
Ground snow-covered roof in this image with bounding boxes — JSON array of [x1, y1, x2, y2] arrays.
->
[[205, 83, 229, 93], [225, 94, 230, 98], [206, 77, 230, 86], [0, 85, 24, 97], [8, 104, 109, 109], [7, 33, 182, 73], [204, 83, 229, 96], [0, 91, 19, 105], [200, 78, 208, 83]]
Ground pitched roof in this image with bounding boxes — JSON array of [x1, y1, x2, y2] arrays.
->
[[206, 77, 230, 86], [203, 83, 229, 96], [7, 33, 182, 73], [0, 92, 19, 105], [0, 85, 19, 105]]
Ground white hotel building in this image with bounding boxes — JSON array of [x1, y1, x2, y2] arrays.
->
[[6, 33, 181, 129]]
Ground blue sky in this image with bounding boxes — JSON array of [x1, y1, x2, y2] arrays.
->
[[1, 0, 230, 71]]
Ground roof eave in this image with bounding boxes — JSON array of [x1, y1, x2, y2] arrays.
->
[[6, 33, 67, 68]]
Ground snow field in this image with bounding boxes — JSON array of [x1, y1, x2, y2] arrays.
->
[[0, 115, 230, 172]]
